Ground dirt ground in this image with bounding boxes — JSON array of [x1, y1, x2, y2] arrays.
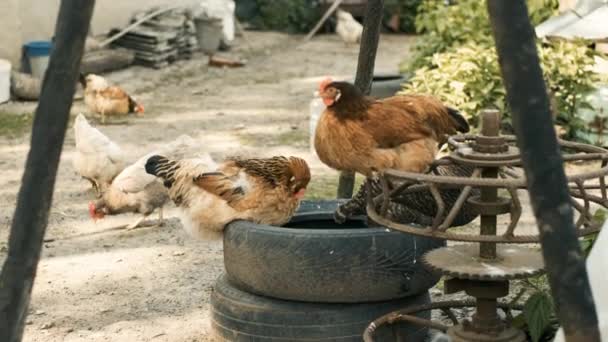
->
[[0, 32, 418, 342]]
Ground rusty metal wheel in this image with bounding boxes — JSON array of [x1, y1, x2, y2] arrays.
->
[[362, 300, 524, 342], [367, 134, 608, 243]]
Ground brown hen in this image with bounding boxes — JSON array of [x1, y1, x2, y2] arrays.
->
[[145, 155, 311, 239], [314, 78, 469, 176], [80, 73, 144, 124]]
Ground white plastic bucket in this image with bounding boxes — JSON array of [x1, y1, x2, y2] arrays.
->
[[0, 59, 10, 104], [24, 41, 52, 79], [194, 17, 223, 55]]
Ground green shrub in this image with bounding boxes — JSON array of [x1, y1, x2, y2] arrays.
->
[[401, 40, 599, 140], [403, 0, 559, 72], [244, 0, 322, 33], [384, 0, 423, 33], [402, 43, 503, 128]]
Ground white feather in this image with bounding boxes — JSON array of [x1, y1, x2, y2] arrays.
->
[[112, 134, 209, 193], [86, 74, 110, 91], [72, 113, 127, 185], [336, 9, 363, 44]]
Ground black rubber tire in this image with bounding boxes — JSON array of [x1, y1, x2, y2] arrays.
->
[[223, 200, 444, 303], [211, 274, 431, 342]]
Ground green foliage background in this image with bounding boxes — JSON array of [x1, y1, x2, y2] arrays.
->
[[400, 0, 600, 141]]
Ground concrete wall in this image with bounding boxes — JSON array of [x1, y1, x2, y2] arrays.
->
[[0, 0, 196, 66], [0, 0, 23, 65]]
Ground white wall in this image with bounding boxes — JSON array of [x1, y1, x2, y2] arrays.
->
[[0, 0, 24, 64], [0, 0, 197, 65]]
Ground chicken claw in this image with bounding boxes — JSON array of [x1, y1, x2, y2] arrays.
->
[[84, 177, 103, 198], [333, 206, 347, 224], [369, 170, 381, 182], [157, 207, 165, 227], [126, 215, 148, 230]]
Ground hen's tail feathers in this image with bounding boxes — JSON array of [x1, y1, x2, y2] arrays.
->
[[79, 73, 87, 89], [447, 107, 470, 133], [145, 155, 178, 188], [128, 96, 138, 113]]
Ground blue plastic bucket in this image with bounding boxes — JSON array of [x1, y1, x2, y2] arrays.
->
[[24, 41, 52, 79]]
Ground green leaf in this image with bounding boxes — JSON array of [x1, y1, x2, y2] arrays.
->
[[511, 312, 527, 329], [592, 208, 607, 225], [524, 292, 554, 342]]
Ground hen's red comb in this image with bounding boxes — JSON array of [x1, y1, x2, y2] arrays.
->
[[88, 202, 96, 218], [319, 77, 333, 92]]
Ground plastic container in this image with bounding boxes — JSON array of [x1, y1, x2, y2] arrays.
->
[[0, 59, 11, 103], [309, 94, 325, 157], [194, 17, 223, 55], [194, 0, 235, 47], [24, 41, 52, 79]]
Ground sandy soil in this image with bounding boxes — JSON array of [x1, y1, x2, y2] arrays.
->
[[0, 32, 417, 342]]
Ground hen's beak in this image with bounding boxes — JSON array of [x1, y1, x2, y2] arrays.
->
[[317, 89, 334, 107], [135, 104, 145, 117]]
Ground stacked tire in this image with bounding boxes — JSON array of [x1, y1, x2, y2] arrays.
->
[[211, 200, 444, 341]]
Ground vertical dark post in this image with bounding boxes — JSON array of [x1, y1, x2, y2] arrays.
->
[[336, 0, 385, 199], [486, 1, 600, 341], [0, 1, 95, 341]]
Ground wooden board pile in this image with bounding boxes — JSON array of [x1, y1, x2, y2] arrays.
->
[[110, 8, 199, 68]]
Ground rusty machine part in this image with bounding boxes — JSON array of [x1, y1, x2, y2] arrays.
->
[[422, 244, 545, 281], [363, 109, 608, 342]]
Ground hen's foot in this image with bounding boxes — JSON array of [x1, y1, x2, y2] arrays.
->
[[333, 206, 347, 224]]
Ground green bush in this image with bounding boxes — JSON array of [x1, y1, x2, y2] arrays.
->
[[384, 0, 423, 33], [539, 39, 599, 139], [402, 43, 504, 128], [401, 40, 599, 140], [244, 0, 322, 33], [403, 0, 559, 72], [399, 0, 599, 141]]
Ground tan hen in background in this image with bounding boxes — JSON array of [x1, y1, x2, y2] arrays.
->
[[79, 73, 144, 124]]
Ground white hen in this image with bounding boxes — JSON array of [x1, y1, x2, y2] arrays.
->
[[89, 134, 204, 230], [73, 113, 127, 197], [335, 9, 363, 45]]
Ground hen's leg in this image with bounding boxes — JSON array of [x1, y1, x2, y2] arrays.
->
[[334, 178, 383, 224], [157, 207, 164, 227], [93, 180, 103, 198], [126, 214, 149, 230], [100, 108, 106, 125], [83, 177, 102, 198]]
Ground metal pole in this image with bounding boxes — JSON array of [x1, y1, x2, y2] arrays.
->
[[0, 1, 95, 341], [478, 110, 500, 260], [486, 1, 600, 341], [337, 0, 385, 199]]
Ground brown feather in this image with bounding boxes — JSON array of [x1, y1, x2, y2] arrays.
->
[[193, 171, 245, 205], [145, 155, 311, 237], [314, 81, 468, 175]]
